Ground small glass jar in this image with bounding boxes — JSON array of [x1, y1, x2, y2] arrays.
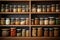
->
[[26, 30, 29, 37], [5, 4, 9, 12], [20, 18, 26, 25], [44, 18, 49, 25], [13, 5, 17, 12], [47, 5, 51, 12], [17, 29, 22, 37], [26, 18, 29, 25], [11, 18, 15, 25], [49, 28, 54, 37], [35, 18, 39, 25], [22, 29, 26, 37], [9, 5, 13, 12], [6, 18, 10, 25], [55, 18, 59, 25], [54, 28, 59, 37], [56, 4, 59, 12], [31, 19, 34, 25], [1, 18, 5, 25], [2, 29, 9, 37], [15, 18, 20, 25], [42, 5, 46, 12], [49, 17, 55, 25], [1, 4, 4, 12], [51, 4, 55, 12], [22, 5, 26, 12], [32, 4, 36, 12], [25, 5, 29, 12], [37, 5, 41, 12], [44, 28, 49, 37], [39, 18, 44, 25]]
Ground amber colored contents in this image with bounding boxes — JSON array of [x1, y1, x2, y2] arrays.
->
[[26, 18, 29, 25], [35, 18, 39, 25], [1, 18, 5, 25]]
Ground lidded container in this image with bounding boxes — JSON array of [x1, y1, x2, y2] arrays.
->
[[6, 18, 10, 25], [31, 19, 34, 25], [51, 4, 55, 12], [55, 18, 59, 25], [1, 4, 4, 12], [37, 5, 41, 12], [35, 18, 39, 25], [47, 5, 51, 12], [5, 4, 9, 12], [11, 18, 15, 25], [32, 4, 36, 12], [13, 5, 17, 12], [26, 18, 29, 25], [56, 4, 59, 12], [22, 5, 26, 12], [42, 5, 46, 12], [1, 18, 5, 25]]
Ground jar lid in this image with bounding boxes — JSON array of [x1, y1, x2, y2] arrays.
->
[[26, 18, 29, 19], [47, 5, 50, 7], [49, 17, 54, 18], [49, 28, 53, 30], [11, 28, 16, 29], [44, 18, 48, 19], [31, 19, 34, 20], [44, 28, 48, 30], [40, 18, 43, 19], [17, 29, 21, 30], [21, 18, 25, 19], [16, 18, 19, 19], [35, 18, 38, 19], [42, 5, 45, 7], [37, 5, 41, 7], [54, 28, 59, 29], [51, 4, 55, 6], [32, 28, 36, 29], [38, 28, 42, 29]]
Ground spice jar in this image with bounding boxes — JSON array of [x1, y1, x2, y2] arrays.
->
[[54, 28, 59, 37], [13, 5, 17, 12], [42, 5, 46, 12], [39, 18, 44, 25], [44, 18, 49, 25], [44, 28, 49, 37], [1, 18, 5, 25], [25, 5, 29, 12], [22, 29, 26, 37], [47, 5, 51, 12], [32, 4, 36, 12], [49, 28, 54, 37], [10, 28, 16, 37], [9, 5, 13, 12], [37, 5, 41, 12], [11, 18, 15, 25], [56, 4, 59, 12], [26, 18, 29, 25], [22, 5, 26, 12], [6, 18, 10, 25], [2, 29, 9, 37], [37, 28, 43, 37], [17, 5, 22, 12], [17, 29, 22, 37], [26, 30, 29, 37], [15, 18, 20, 25], [5, 4, 9, 12], [1, 4, 4, 12], [49, 17, 55, 25], [32, 28, 37, 37], [51, 4, 55, 12], [55, 18, 59, 25], [35, 18, 39, 25], [31, 19, 34, 25], [20, 18, 26, 25]]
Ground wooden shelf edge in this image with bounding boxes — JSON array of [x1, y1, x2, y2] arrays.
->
[[31, 0, 60, 1], [0, 0, 30, 1]]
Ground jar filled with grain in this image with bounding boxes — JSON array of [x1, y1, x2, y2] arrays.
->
[[13, 5, 17, 12], [35, 18, 39, 25], [56, 4, 59, 12], [42, 5, 46, 12], [39, 18, 44, 25], [32, 4, 36, 12], [44, 18, 49, 25], [5, 4, 9, 12], [47, 5, 51, 12], [1, 4, 4, 12], [1, 18, 5, 25], [25, 5, 29, 12], [26, 30, 29, 37], [37, 5, 41, 12], [22, 29, 26, 37], [6, 18, 10, 25], [49, 17, 55, 25], [9, 5, 13, 12], [11, 18, 15, 25], [31, 19, 34, 25], [22, 5, 26, 12], [26, 18, 29, 25], [51, 4, 55, 12]]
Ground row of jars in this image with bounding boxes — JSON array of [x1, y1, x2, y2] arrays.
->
[[1, 28, 29, 37], [31, 17, 60, 25], [32, 4, 59, 12], [0, 18, 29, 25], [1, 4, 29, 12], [32, 27, 59, 37]]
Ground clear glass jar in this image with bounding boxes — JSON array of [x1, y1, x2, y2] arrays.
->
[[26, 18, 29, 25], [20, 18, 26, 25], [37, 5, 41, 12], [35, 18, 39, 25], [25, 5, 29, 12], [39, 18, 44, 25], [31, 19, 34, 25], [15, 18, 20, 25], [51, 4, 55, 12], [44, 18, 49, 25], [6, 18, 10, 25], [1, 18, 5, 25], [22, 29, 26, 37], [56, 4, 59, 12], [47, 5, 51, 12], [26, 30, 29, 37], [13, 5, 17, 12], [11, 18, 15, 25], [22, 5, 26, 12], [55, 18, 59, 25], [32, 4, 36, 12], [1, 4, 4, 12], [9, 5, 13, 12], [42, 5, 46, 12], [5, 4, 9, 12], [49, 17, 55, 25]]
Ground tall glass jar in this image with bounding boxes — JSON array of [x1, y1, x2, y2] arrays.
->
[[49, 17, 55, 25], [35, 18, 39, 25], [9, 5, 13, 12], [56, 4, 59, 12], [37, 5, 41, 12], [47, 5, 51, 12], [26, 30, 29, 37], [25, 5, 29, 12], [5, 4, 9, 12], [31, 19, 34, 25], [11, 18, 15, 25], [13, 5, 17, 12], [26, 18, 29, 25], [22, 5, 26, 12], [1, 18, 5, 25], [55, 18, 59, 25], [6, 18, 10, 25], [51, 4, 55, 12], [22, 29, 26, 37], [1, 4, 4, 12], [42, 5, 46, 12], [32, 4, 36, 12]]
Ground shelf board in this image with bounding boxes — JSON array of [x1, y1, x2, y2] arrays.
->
[[0, 0, 29, 1], [31, 12, 60, 14], [0, 12, 29, 14], [31, 0, 60, 1]]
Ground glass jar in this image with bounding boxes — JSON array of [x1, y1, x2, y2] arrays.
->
[[56, 4, 59, 12], [51, 4, 55, 12], [54, 28, 59, 37], [6, 18, 10, 25], [22, 5, 25, 12], [13, 5, 17, 12], [20, 18, 26, 25], [42, 5, 46, 12], [55, 18, 59, 25], [15, 18, 20, 25], [35, 18, 39, 25], [17, 5, 22, 12], [2, 29, 9, 37], [31, 19, 34, 25], [26, 18, 29, 25], [25, 5, 29, 12], [47, 5, 51, 12], [37, 5, 41, 12], [49, 28, 54, 37], [44, 28, 49, 37], [32, 4, 36, 12], [44, 18, 48, 25], [26, 30, 29, 37], [5, 4, 9, 12], [39, 18, 44, 25], [32, 28, 37, 37], [9, 5, 13, 12], [10, 28, 16, 37], [37, 28, 42, 37], [1, 18, 5, 25], [49, 17, 55, 25], [1, 4, 4, 12], [17, 29, 22, 37], [11, 18, 15, 25], [22, 29, 26, 37]]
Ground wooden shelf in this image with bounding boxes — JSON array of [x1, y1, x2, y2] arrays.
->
[[0, 0, 30, 1], [0, 12, 29, 14], [31, 0, 60, 1]]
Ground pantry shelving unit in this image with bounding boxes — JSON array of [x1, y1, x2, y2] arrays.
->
[[0, 0, 60, 40]]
